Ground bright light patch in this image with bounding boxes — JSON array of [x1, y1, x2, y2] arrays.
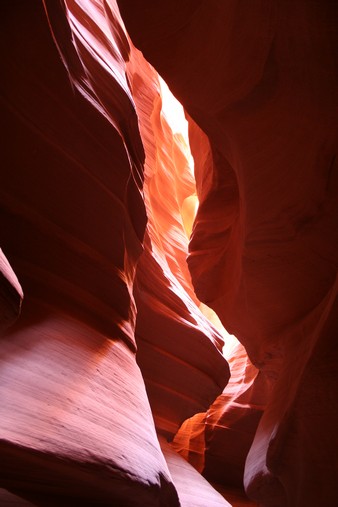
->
[[159, 76, 188, 137], [159, 76, 194, 174], [159, 75, 238, 359], [199, 302, 241, 359]]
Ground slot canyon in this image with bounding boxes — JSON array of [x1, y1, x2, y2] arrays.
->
[[1, 1, 337, 506]]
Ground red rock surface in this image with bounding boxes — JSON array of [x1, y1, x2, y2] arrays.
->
[[2, 0, 337, 505], [159, 437, 232, 507], [0, 250, 23, 332], [173, 339, 267, 489], [1, 1, 181, 504], [117, 1, 338, 505], [1, 0, 231, 505], [1, 301, 179, 506], [0, 489, 36, 506], [125, 44, 229, 438]]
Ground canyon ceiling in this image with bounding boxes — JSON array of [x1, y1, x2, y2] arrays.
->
[[1, 1, 337, 506]]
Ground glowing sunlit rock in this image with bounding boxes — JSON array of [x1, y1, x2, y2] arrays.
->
[[0, 1, 177, 504], [1, 0, 231, 505], [125, 38, 230, 438], [117, 1, 338, 505], [4, 0, 336, 505]]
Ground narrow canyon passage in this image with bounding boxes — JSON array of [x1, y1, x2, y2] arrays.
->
[[1, 1, 337, 507]]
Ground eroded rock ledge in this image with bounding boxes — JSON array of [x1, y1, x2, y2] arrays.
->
[[1, 1, 230, 506], [1, 1, 337, 506], [118, 1, 338, 505]]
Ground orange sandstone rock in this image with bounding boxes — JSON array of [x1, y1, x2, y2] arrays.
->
[[118, 1, 338, 505], [1, 0, 231, 505]]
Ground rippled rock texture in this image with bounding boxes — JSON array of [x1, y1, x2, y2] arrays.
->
[[118, 1, 338, 506], [1, 0, 230, 505], [1, 0, 337, 506]]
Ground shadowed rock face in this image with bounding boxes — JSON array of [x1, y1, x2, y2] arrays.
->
[[117, 1, 338, 505], [1, 0, 337, 506], [0, 1, 178, 505], [0, 1, 231, 506]]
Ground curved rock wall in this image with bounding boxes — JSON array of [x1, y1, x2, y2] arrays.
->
[[1, 0, 231, 505], [117, 1, 338, 505], [125, 42, 229, 438], [1, 1, 178, 504], [2, 0, 337, 505]]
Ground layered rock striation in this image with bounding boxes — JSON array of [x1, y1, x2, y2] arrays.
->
[[117, 1, 338, 505], [2, 0, 337, 506], [1, 0, 231, 505]]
